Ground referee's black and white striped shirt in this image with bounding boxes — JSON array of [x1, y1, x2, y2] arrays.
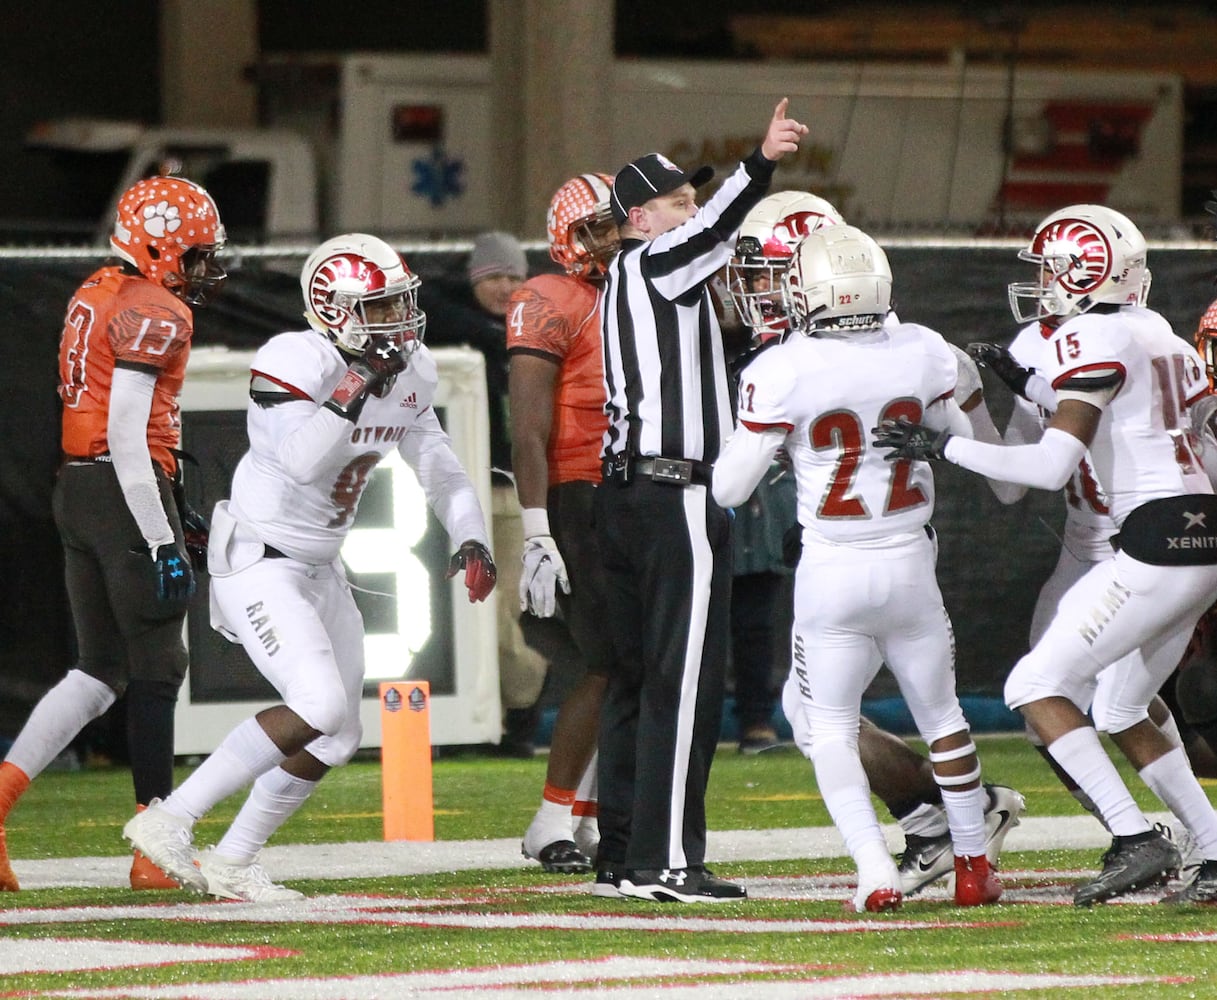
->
[[601, 150, 776, 466]]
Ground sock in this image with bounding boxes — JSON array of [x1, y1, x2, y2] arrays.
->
[[941, 786, 987, 857], [125, 679, 178, 806], [1069, 787, 1108, 829], [214, 767, 318, 865], [0, 763, 31, 822], [534, 785, 575, 836], [811, 738, 888, 865], [5, 670, 115, 781], [1139, 747, 1217, 858], [164, 717, 287, 823], [1047, 727, 1149, 838], [573, 752, 598, 817], [898, 802, 949, 839]]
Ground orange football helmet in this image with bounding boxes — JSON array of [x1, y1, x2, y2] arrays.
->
[[110, 176, 227, 304], [546, 173, 619, 278]]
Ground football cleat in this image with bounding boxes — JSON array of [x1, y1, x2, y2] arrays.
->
[[129, 849, 180, 891], [0, 826, 17, 892], [897, 831, 954, 897], [618, 867, 747, 903], [573, 814, 600, 865], [197, 848, 303, 903], [591, 862, 623, 898], [1073, 827, 1180, 906], [954, 854, 1002, 906], [122, 799, 206, 893], [521, 838, 593, 874], [982, 784, 1026, 866], [850, 886, 903, 914], [1160, 858, 1217, 905]]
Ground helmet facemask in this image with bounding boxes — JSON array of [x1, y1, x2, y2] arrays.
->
[[727, 239, 791, 343], [165, 243, 228, 305], [567, 208, 620, 277]]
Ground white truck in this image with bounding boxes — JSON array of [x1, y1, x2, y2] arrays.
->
[[29, 53, 1184, 242]]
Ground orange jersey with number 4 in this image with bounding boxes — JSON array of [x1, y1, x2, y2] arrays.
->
[[506, 273, 607, 485], [58, 265, 193, 476]]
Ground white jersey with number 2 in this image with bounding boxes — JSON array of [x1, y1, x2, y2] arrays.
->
[[735, 322, 957, 545]]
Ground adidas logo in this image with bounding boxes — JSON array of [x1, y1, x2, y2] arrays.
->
[[400, 391, 418, 409]]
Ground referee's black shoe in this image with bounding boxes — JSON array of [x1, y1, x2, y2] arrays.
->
[[618, 866, 746, 903]]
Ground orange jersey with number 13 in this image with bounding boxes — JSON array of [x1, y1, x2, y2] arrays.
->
[[58, 265, 193, 477]]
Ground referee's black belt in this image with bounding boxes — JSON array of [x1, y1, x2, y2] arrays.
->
[[602, 452, 713, 487]]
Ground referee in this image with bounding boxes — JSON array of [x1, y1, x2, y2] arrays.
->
[[595, 99, 808, 903]]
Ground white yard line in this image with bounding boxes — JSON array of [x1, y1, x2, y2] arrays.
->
[[9, 811, 1158, 890]]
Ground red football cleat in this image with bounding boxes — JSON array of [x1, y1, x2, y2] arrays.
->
[[954, 853, 1002, 906]]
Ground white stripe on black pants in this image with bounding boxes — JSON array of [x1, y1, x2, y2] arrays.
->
[[593, 476, 732, 872]]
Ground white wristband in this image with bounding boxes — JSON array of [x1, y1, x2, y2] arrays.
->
[[520, 507, 551, 538]]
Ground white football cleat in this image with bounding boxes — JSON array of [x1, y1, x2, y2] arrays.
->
[[197, 848, 303, 903], [122, 799, 206, 893]]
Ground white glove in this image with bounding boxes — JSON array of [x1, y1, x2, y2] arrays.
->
[[519, 535, 570, 618]]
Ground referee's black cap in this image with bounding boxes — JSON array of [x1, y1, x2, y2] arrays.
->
[[611, 153, 714, 224]]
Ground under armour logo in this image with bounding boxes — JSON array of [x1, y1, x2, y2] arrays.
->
[[659, 869, 686, 886], [1184, 510, 1208, 530]]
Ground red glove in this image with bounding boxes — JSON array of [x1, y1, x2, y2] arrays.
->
[[447, 540, 497, 603]]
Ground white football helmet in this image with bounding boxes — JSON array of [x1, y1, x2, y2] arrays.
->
[[729, 191, 845, 341], [781, 225, 892, 336], [301, 234, 425, 354], [1008, 204, 1151, 324]]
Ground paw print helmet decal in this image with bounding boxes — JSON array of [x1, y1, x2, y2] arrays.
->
[[110, 176, 228, 305]]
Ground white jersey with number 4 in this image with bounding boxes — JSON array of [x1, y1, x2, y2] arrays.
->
[[735, 322, 957, 544]]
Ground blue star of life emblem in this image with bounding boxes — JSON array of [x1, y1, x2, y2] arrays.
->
[[411, 147, 465, 207]]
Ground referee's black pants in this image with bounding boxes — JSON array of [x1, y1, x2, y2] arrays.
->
[[593, 476, 732, 873]]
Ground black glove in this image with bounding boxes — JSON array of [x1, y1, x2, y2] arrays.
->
[[324, 339, 409, 421], [447, 539, 497, 603], [152, 543, 196, 602], [871, 418, 952, 462], [966, 342, 1033, 399]]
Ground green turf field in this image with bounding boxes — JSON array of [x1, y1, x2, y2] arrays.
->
[[0, 734, 1214, 999]]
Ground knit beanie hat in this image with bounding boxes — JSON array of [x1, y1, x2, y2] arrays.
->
[[468, 231, 527, 283]]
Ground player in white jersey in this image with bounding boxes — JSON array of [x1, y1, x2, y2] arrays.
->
[[125, 234, 496, 901], [727, 192, 1025, 897], [973, 323, 1196, 880], [714, 224, 1001, 913], [878, 205, 1217, 905]]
